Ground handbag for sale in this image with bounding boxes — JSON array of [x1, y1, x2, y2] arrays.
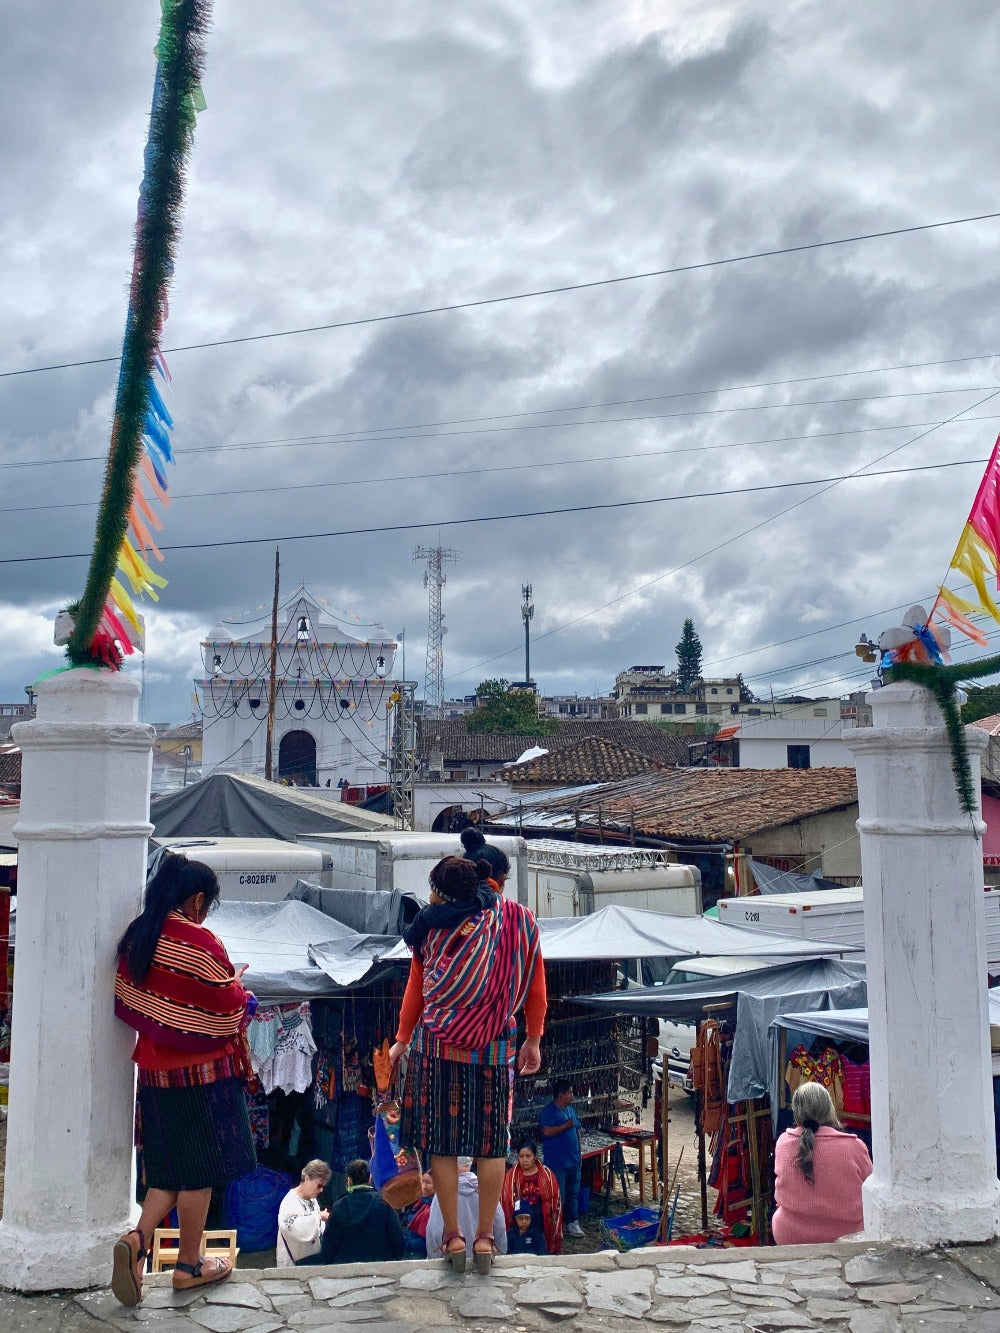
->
[[371, 1098, 422, 1208]]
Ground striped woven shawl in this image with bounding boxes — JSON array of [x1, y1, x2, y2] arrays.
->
[[115, 910, 247, 1053], [420, 896, 540, 1051]]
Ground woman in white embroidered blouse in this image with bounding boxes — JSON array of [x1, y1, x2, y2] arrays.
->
[[276, 1160, 332, 1265]]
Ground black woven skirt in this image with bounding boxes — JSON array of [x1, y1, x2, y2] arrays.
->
[[136, 1074, 256, 1191], [399, 1045, 514, 1159]]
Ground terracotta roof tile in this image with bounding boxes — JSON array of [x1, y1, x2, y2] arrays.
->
[[495, 766, 858, 842], [0, 746, 20, 789], [504, 736, 663, 786], [418, 717, 692, 766]]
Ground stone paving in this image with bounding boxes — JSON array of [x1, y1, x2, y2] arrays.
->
[[2, 1240, 999, 1333]]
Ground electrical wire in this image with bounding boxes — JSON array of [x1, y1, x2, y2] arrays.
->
[[7, 414, 1000, 518], [0, 454, 992, 567], [3, 210, 999, 379], [444, 388, 1000, 683], [4, 385, 999, 473]]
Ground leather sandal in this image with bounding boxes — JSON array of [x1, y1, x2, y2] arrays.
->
[[172, 1255, 233, 1292], [472, 1233, 496, 1276], [440, 1230, 467, 1273], [111, 1227, 146, 1308]]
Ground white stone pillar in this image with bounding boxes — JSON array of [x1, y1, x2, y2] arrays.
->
[[844, 681, 1000, 1243], [0, 669, 153, 1291]]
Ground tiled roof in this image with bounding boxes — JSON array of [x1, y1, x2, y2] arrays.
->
[[494, 766, 858, 842], [0, 746, 20, 789], [158, 721, 203, 741], [970, 714, 1000, 736], [418, 718, 692, 766], [504, 736, 664, 786]]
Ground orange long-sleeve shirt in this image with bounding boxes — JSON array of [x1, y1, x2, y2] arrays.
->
[[395, 951, 547, 1044]]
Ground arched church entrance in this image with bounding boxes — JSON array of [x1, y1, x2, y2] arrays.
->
[[279, 730, 317, 786]]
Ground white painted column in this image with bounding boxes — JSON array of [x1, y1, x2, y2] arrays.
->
[[844, 681, 1000, 1243], [0, 669, 153, 1291]]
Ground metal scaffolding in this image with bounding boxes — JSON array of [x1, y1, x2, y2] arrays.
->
[[413, 545, 458, 718], [388, 680, 417, 829]]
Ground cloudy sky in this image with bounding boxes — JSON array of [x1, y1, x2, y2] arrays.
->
[[3, 0, 1000, 723]]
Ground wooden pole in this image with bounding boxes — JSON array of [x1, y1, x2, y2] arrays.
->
[[264, 547, 280, 781]]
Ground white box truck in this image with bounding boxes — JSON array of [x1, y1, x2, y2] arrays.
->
[[297, 831, 528, 903], [718, 885, 1000, 971], [154, 837, 334, 904], [524, 840, 702, 919]]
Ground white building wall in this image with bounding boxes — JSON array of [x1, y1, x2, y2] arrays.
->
[[737, 717, 854, 768], [413, 781, 514, 832], [745, 806, 862, 881]]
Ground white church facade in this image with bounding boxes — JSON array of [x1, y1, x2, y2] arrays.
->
[[197, 586, 404, 790]]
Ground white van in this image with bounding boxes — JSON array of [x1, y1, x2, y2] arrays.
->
[[154, 837, 333, 904]]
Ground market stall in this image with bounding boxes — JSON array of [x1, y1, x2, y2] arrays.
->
[[578, 957, 868, 1243]]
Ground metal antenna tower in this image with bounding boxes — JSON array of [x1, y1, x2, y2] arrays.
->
[[413, 545, 458, 717]]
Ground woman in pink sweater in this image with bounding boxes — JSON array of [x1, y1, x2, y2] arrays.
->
[[772, 1081, 872, 1245]]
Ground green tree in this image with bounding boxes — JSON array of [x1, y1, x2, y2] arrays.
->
[[466, 679, 557, 735], [960, 683, 1000, 724], [675, 618, 703, 692]]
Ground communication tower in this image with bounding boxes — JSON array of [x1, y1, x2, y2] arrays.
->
[[413, 546, 458, 717]]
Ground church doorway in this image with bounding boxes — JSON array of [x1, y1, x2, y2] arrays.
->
[[278, 730, 317, 786]]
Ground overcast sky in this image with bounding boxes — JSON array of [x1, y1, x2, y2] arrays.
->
[[3, 1, 1000, 724]]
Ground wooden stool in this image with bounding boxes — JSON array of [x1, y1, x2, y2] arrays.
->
[[150, 1228, 240, 1273], [611, 1129, 659, 1203]]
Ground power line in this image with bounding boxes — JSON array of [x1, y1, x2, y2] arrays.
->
[[4, 383, 998, 474], [0, 453, 992, 568], [443, 387, 1000, 682], [7, 414, 1000, 518], [3, 210, 999, 379]]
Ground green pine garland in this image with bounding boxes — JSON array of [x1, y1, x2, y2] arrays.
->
[[67, 0, 210, 666], [889, 652, 1000, 817]]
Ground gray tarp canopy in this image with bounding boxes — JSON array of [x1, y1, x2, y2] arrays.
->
[[150, 772, 394, 841], [211, 900, 403, 999], [534, 904, 861, 963], [379, 903, 860, 966], [292, 880, 430, 936], [576, 957, 868, 1103]]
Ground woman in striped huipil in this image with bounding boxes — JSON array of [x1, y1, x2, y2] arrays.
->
[[390, 856, 546, 1274], [111, 852, 256, 1306]]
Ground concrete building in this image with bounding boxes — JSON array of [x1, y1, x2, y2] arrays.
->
[[612, 665, 744, 723], [198, 585, 404, 790]]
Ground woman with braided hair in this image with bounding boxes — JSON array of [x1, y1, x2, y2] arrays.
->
[[111, 851, 256, 1305], [390, 855, 546, 1274], [772, 1080, 872, 1244]]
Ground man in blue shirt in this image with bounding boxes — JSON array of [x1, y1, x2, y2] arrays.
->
[[538, 1079, 584, 1238]]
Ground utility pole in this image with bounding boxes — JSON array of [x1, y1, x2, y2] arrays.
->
[[522, 583, 534, 684], [265, 547, 280, 781], [414, 546, 458, 718]]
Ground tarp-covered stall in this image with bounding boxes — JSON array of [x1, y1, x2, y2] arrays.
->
[[151, 772, 394, 841]]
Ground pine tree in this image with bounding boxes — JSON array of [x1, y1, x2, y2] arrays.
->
[[675, 619, 703, 692]]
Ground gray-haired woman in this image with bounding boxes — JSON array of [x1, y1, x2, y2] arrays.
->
[[276, 1159, 332, 1265], [772, 1081, 872, 1244]]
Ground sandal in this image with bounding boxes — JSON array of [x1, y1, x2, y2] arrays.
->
[[440, 1230, 467, 1273], [111, 1227, 146, 1308], [172, 1255, 233, 1292], [472, 1233, 496, 1276]]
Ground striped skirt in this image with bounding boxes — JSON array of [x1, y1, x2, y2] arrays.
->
[[399, 1028, 515, 1159], [136, 1064, 256, 1192]]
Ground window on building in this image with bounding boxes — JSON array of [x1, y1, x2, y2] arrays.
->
[[787, 745, 811, 769], [813, 708, 828, 717], [695, 703, 708, 715], [660, 703, 670, 714], [635, 703, 648, 715], [731, 703, 740, 715], [710, 687, 718, 695], [674, 703, 686, 714], [240, 740, 252, 767]]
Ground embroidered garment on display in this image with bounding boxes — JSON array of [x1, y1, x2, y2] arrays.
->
[[257, 1004, 317, 1095], [785, 1045, 845, 1114]]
